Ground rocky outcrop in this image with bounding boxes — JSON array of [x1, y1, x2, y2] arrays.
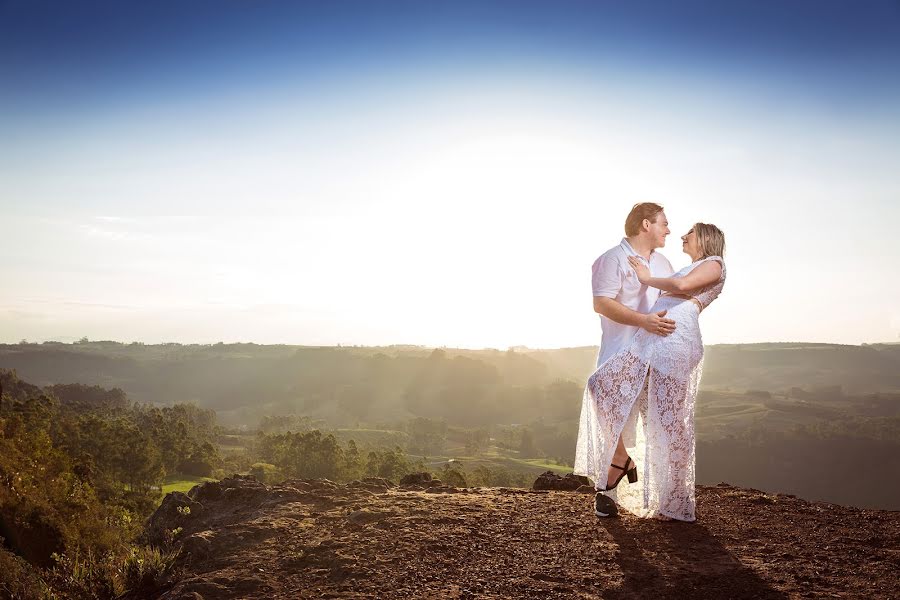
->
[[128, 476, 900, 599], [399, 472, 440, 487], [399, 472, 431, 485], [532, 470, 593, 492], [144, 491, 206, 547]]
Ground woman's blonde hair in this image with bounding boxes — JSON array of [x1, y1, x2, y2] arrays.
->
[[694, 223, 725, 258]]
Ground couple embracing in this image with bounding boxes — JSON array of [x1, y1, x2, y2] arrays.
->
[[574, 203, 726, 522]]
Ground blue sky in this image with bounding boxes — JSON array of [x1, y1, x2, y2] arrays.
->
[[2, 1, 899, 346], [3, 1, 898, 104]]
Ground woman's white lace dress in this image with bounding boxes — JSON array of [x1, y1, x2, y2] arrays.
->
[[574, 256, 726, 522]]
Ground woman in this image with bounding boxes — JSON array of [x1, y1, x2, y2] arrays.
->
[[574, 223, 726, 522]]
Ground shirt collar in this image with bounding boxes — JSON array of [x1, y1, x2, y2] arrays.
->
[[620, 238, 655, 261]]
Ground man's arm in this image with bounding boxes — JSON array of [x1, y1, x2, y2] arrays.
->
[[593, 296, 676, 336]]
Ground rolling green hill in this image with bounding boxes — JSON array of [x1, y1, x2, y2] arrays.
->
[[2, 341, 898, 429]]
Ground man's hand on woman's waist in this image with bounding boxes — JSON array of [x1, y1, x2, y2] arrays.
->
[[641, 310, 676, 337]]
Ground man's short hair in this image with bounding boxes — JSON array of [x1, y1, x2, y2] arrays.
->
[[625, 203, 664, 237]]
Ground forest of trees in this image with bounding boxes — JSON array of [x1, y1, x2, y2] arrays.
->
[[3, 342, 897, 436], [0, 370, 220, 599], [245, 419, 537, 490]]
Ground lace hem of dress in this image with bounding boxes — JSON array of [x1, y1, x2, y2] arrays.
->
[[574, 302, 703, 522]]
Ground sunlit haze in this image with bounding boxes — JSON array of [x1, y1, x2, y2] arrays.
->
[[2, 1, 899, 348]]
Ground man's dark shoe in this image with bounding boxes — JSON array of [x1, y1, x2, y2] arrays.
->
[[594, 491, 618, 517]]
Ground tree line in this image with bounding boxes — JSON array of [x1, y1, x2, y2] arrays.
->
[[0, 369, 220, 599], [248, 427, 535, 489]]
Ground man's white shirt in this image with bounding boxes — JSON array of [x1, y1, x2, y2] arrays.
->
[[591, 238, 674, 368]]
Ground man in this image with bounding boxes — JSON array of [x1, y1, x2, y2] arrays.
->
[[591, 202, 675, 369], [586, 202, 675, 516]]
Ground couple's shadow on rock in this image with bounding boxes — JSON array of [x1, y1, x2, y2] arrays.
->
[[599, 519, 787, 600]]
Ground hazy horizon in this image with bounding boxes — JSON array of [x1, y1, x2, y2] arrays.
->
[[5, 337, 897, 352], [3, 1, 899, 348]]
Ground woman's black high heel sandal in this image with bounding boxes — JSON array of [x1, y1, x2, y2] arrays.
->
[[602, 456, 638, 491]]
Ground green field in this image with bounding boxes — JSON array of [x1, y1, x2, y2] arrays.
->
[[515, 458, 571, 473], [161, 474, 217, 495]]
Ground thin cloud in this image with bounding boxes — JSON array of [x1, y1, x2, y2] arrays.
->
[[81, 223, 152, 242]]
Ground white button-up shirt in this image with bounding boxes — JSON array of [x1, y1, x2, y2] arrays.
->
[[591, 238, 674, 367]]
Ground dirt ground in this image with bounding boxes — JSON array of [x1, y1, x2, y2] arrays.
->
[[131, 477, 900, 599]]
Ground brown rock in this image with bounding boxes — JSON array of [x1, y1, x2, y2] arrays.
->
[[348, 509, 392, 525], [181, 530, 216, 560], [532, 470, 591, 491], [145, 492, 205, 547], [400, 472, 439, 486]]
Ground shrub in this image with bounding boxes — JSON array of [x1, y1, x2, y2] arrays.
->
[[438, 465, 468, 487], [122, 545, 182, 592], [0, 547, 49, 600], [45, 549, 124, 599], [249, 462, 280, 484]]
